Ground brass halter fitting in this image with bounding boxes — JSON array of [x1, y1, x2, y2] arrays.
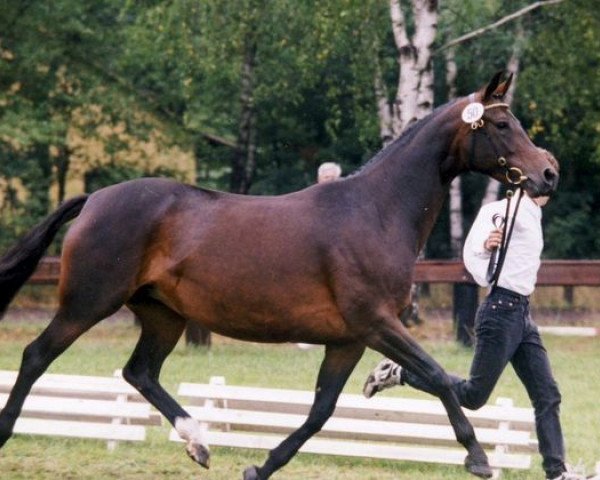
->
[[506, 166, 528, 185], [470, 119, 484, 130]]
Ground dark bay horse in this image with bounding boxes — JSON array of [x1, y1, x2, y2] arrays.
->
[[0, 72, 557, 479]]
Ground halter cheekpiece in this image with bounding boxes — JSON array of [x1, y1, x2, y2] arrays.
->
[[463, 94, 527, 186]]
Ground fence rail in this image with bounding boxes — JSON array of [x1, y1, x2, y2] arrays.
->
[[413, 260, 600, 286], [29, 257, 600, 286]]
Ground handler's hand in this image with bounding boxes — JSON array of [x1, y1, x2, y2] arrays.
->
[[484, 228, 503, 252]]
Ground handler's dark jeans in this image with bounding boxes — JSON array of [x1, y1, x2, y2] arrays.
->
[[403, 287, 566, 478]]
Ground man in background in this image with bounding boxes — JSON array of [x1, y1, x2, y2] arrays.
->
[[317, 162, 342, 184]]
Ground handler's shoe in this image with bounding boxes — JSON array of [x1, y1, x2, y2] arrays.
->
[[548, 474, 588, 480], [362, 359, 403, 398], [547, 467, 593, 480]]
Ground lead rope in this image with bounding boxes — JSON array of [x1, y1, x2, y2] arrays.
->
[[486, 186, 524, 289]]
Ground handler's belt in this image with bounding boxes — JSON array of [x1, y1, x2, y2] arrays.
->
[[489, 286, 529, 303]]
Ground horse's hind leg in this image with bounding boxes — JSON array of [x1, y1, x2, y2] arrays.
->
[[123, 297, 210, 468], [368, 321, 492, 479], [0, 304, 112, 447], [243, 343, 365, 480]]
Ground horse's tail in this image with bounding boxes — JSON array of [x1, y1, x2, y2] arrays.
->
[[0, 195, 89, 318]]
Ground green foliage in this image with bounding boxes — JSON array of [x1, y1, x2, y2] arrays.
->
[[517, 0, 600, 258], [0, 0, 598, 257]]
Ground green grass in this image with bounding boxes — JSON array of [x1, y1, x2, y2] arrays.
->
[[0, 317, 599, 479]]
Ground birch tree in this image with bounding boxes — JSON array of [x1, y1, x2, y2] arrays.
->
[[446, 49, 463, 258], [376, 0, 438, 146], [374, 0, 439, 324], [230, 12, 258, 194]]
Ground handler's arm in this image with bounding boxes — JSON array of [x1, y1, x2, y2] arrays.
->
[[463, 203, 502, 287]]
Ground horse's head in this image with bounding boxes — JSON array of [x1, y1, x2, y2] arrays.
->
[[456, 71, 559, 197]]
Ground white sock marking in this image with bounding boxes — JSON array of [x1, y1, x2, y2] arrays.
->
[[175, 416, 208, 450]]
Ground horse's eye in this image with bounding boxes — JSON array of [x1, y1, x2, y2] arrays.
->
[[497, 121, 509, 130]]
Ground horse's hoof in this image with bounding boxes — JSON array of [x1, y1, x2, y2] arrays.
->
[[185, 442, 210, 469], [465, 454, 493, 478], [243, 465, 261, 480]]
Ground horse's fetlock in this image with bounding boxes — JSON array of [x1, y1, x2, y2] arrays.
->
[[455, 423, 476, 447], [175, 416, 209, 468]]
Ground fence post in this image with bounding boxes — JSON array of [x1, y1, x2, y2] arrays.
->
[[453, 283, 478, 347], [185, 322, 212, 347]]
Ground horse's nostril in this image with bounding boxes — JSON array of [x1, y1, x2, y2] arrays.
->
[[544, 168, 557, 183]]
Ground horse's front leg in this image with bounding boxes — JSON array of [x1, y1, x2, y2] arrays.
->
[[243, 342, 365, 480], [367, 317, 492, 479]]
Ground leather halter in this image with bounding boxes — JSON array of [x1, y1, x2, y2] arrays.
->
[[467, 99, 527, 186], [464, 96, 527, 289]]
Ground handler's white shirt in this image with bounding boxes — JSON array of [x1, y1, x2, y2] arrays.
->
[[463, 194, 543, 296]]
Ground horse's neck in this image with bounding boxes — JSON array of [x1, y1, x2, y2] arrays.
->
[[361, 110, 462, 254]]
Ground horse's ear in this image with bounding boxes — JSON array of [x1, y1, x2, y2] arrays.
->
[[482, 70, 512, 101]]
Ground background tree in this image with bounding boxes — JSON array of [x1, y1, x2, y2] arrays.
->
[[518, 0, 600, 259]]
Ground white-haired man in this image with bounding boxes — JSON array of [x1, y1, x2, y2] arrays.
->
[[317, 162, 342, 184]]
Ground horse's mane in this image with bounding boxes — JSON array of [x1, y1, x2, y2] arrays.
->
[[349, 98, 460, 178]]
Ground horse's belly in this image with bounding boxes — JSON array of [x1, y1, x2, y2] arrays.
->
[[161, 279, 351, 343], [196, 304, 350, 343], [145, 241, 360, 343]]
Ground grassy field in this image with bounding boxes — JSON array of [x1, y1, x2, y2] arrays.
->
[[0, 313, 599, 479]]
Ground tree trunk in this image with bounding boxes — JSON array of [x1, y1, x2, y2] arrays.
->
[[390, 0, 437, 134], [374, 63, 394, 147], [185, 323, 212, 348], [446, 48, 463, 258], [54, 146, 70, 204], [444, 48, 474, 345], [187, 24, 259, 346], [230, 32, 258, 195], [385, 0, 438, 326]]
